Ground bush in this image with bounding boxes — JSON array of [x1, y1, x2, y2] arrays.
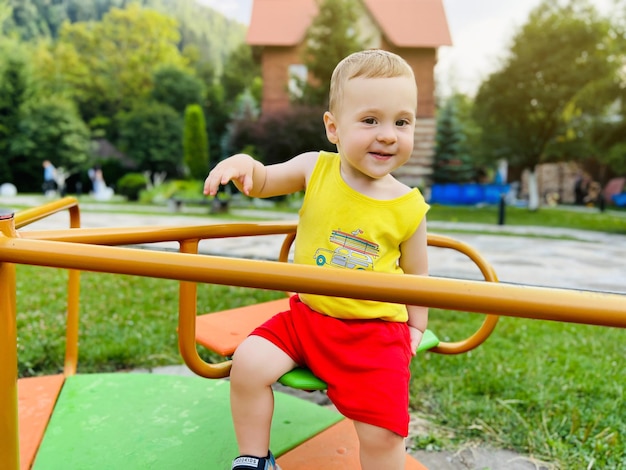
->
[[116, 101, 184, 177], [116, 173, 148, 201], [167, 179, 204, 199], [139, 179, 205, 204], [227, 105, 335, 166]]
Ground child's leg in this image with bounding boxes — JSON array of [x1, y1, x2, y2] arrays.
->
[[230, 335, 296, 458], [354, 421, 406, 470]]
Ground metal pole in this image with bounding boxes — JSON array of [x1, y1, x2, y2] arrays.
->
[[0, 212, 19, 470], [498, 193, 506, 225]]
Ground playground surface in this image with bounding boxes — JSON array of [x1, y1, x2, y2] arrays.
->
[[8, 195, 626, 469]]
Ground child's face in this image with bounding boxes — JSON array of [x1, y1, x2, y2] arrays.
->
[[324, 75, 417, 181]]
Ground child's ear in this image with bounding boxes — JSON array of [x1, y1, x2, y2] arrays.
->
[[323, 111, 339, 144]]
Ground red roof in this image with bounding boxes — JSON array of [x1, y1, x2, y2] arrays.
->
[[246, 0, 452, 48]]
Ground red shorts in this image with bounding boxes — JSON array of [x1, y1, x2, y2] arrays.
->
[[251, 295, 412, 437]]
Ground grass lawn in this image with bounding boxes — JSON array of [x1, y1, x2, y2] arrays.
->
[[427, 204, 626, 235], [411, 311, 624, 469], [11, 201, 626, 469]]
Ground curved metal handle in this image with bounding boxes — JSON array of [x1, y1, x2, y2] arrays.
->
[[278, 231, 501, 355], [426, 234, 500, 354]]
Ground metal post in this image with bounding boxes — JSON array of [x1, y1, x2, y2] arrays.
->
[[0, 211, 19, 470], [498, 193, 506, 225]]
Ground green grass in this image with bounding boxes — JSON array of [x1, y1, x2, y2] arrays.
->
[[10, 201, 626, 469], [427, 204, 626, 235], [16, 267, 284, 375], [410, 311, 625, 469]]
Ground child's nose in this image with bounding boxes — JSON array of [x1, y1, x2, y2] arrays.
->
[[377, 124, 397, 143]]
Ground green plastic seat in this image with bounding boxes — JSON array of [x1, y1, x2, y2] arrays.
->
[[278, 328, 440, 390]]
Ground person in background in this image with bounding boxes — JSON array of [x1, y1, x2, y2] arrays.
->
[[42, 160, 57, 196], [88, 165, 113, 200]]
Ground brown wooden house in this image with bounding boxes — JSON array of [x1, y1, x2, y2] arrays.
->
[[246, 0, 452, 186]]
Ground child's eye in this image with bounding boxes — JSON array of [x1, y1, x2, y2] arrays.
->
[[396, 119, 410, 127], [363, 117, 377, 125]]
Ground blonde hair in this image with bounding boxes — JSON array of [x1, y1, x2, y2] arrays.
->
[[328, 49, 416, 114]]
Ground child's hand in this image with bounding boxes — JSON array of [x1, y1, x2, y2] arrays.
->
[[203, 154, 258, 196], [408, 326, 423, 356]]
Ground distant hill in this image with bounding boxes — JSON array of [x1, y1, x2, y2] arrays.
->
[[1, 0, 246, 75], [158, 0, 247, 69]]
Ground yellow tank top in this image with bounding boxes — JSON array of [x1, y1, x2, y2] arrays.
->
[[295, 151, 429, 321]]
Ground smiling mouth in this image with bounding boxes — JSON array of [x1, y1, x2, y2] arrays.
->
[[370, 152, 393, 158]]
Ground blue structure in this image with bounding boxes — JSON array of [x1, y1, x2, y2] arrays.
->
[[613, 193, 626, 207], [430, 183, 510, 205]]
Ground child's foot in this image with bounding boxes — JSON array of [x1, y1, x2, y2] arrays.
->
[[231, 451, 281, 470]]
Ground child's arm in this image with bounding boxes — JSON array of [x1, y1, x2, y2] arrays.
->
[[399, 219, 429, 355], [203, 151, 319, 198]]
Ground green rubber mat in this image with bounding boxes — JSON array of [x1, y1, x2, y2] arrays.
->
[[33, 373, 343, 469]]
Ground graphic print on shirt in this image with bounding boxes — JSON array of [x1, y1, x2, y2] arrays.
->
[[314, 228, 379, 271]]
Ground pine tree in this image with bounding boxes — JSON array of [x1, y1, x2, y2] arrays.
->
[[183, 104, 209, 180], [432, 99, 475, 183]]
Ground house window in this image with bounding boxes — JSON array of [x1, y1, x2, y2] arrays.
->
[[288, 64, 308, 98]]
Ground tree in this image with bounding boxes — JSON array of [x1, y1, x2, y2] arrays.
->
[[546, 73, 626, 181], [2, 0, 245, 69], [473, 0, 616, 208], [567, 3, 626, 180], [151, 65, 205, 114], [295, 0, 364, 106], [222, 88, 260, 159], [158, 0, 246, 68], [204, 79, 230, 162], [449, 93, 486, 167], [432, 98, 475, 183], [116, 101, 183, 176], [34, 4, 188, 125], [182, 104, 209, 179], [0, 46, 33, 185], [236, 106, 336, 167], [10, 96, 91, 192], [3, 0, 49, 40], [0, 0, 11, 31], [221, 42, 261, 104]]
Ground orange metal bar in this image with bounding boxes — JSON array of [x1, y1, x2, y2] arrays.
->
[[65, 204, 81, 377], [0, 213, 20, 470], [1, 237, 624, 330], [19, 221, 299, 245], [177, 238, 232, 378], [64, 267, 80, 376], [13, 196, 81, 229], [426, 234, 500, 354], [278, 232, 297, 263], [11, 197, 83, 375]]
